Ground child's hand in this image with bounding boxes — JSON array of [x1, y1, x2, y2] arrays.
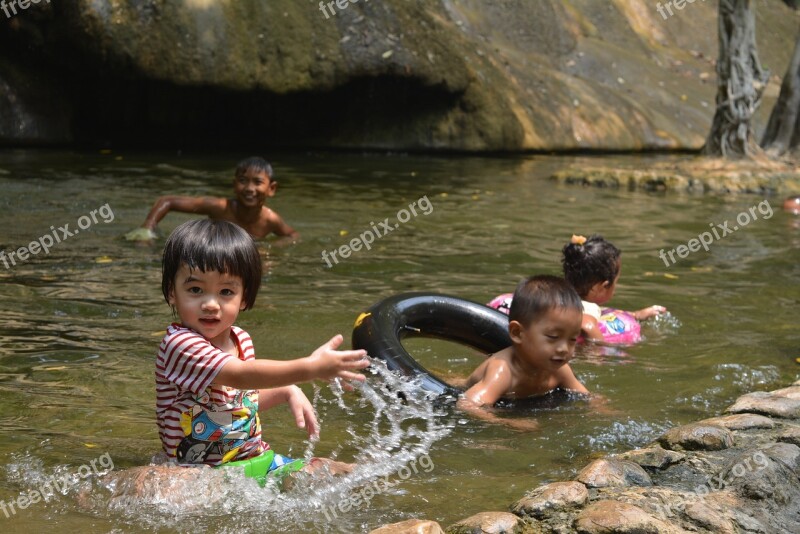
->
[[633, 305, 666, 321], [308, 334, 369, 385], [124, 227, 158, 242], [285, 385, 319, 439]]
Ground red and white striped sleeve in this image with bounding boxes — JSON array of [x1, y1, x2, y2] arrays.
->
[[158, 326, 232, 395]]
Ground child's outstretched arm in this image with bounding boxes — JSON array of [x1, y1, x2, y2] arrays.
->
[[214, 334, 368, 390], [631, 305, 667, 321], [141, 196, 226, 232]]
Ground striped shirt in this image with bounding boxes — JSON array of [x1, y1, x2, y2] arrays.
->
[[155, 324, 268, 465]]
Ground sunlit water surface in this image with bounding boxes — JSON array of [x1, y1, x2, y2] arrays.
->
[[0, 150, 798, 532]]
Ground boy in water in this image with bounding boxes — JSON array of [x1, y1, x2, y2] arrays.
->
[[459, 275, 587, 429], [128, 156, 299, 243]]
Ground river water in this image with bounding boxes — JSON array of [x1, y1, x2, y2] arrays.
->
[[0, 149, 797, 532]]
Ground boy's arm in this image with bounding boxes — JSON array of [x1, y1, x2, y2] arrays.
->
[[462, 359, 513, 407], [555, 364, 589, 394], [214, 334, 368, 390], [458, 361, 540, 431], [141, 196, 227, 231], [266, 210, 300, 242], [456, 397, 540, 431]]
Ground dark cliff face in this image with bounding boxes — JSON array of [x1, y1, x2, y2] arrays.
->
[[0, 0, 795, 151]]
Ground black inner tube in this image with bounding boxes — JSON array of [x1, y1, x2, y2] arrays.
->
[[351, 293, 512, 397]]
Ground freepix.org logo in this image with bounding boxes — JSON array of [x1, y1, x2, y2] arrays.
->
[[1, 0, 50, 20]]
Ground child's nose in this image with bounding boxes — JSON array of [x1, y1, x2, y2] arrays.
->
[[201, 297, 220, 311]]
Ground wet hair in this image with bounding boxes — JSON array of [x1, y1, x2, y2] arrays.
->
[[509, 275, 582, 327], [235, 156, 274, 180], [562, 234, 620, 298], [162, 219, 262, 310]]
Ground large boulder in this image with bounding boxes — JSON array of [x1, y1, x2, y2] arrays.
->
[[0, 0, 796, 150]]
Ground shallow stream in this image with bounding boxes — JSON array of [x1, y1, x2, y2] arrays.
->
[[0, 150, 798, 532]]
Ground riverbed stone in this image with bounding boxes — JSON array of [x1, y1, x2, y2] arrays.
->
[[616, 446, 685, 470], [725, 391, 800, 418], [777, 425, 800, 446], [699, 413, 776, 430], [769, 386, 800, 399], [681, 492, 746, 534], [656, 423, 734, 451], [512, 481, 589, 518], [370, 519, 444, 534], [447, 511, 519, 534], [575, 459, 652, 488], [573, 500, 681, 534]]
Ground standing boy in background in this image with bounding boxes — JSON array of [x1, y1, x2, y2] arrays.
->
[[127, 156, 299, 243]]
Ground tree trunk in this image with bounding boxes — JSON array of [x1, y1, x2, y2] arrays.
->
[[702, 0, 768, 158], [760, 30, 800, 157]]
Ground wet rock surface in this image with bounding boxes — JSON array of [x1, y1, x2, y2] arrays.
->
[[576, 459, 652, 488], [447, 511, 519, 534], [370, 383, 800, 533], [550, 159, 800, 194], [370, 519, 445, 534], [0, 1, 796, 150], [656, 423, 734, 451]]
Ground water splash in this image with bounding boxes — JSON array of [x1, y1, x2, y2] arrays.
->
[[644, 311, 682, 333], [2, 361, 451, 532]]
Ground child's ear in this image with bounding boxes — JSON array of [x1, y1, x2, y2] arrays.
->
[[266, 180, 277, 197], [508, 320, 524, 344], [167, 288, 176, 306]]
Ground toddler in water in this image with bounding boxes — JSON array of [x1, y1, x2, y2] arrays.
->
[[562, 234, 665, 342], [459, 275, 587, 428], [156, 219, 368, 485]]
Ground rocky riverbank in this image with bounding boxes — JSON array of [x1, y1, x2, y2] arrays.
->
[[370, 381, 800, 533], [551, 157, 800, 195]]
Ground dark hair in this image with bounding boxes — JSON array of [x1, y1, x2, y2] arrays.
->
[[235, 156, 274, 180], [562, 234, 621, 297], [162, 219, 262, 310], [509, 275, 582, 326]]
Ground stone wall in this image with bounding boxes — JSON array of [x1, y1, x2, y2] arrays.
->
[[0, 0, 796, 150]]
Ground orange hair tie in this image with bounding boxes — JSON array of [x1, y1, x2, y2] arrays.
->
[[571, 234, 587, 246]]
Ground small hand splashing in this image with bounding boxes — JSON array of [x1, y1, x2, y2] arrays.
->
[[20, 360, 452, 532], [644, 311, 681, 332]]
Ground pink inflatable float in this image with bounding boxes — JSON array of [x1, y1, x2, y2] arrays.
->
[[486, 293, 641, 345]]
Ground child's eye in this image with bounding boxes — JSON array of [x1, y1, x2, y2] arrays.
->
[[187, 286, 202, 294], [220, 289, 236, 296]]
